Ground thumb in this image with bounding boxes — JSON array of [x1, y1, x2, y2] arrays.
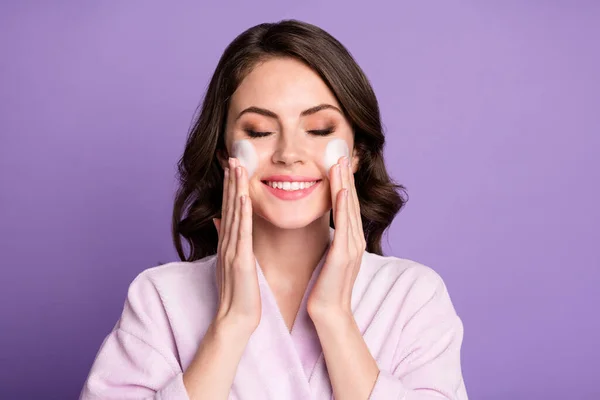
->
[[212, 218, 221, 234]]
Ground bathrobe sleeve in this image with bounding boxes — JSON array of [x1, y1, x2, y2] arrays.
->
[[79, 271, 190, 400], [369, 269, 468, 400]]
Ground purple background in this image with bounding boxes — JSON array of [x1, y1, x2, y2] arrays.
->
[[1, 2, 598, 399]]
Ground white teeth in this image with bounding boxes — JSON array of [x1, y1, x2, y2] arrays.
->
[[266, 181, 317, 191]]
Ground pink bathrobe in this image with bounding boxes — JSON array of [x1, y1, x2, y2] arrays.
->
[[80, 228, 468, 399]]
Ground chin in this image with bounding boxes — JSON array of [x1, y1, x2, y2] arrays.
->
[[254, 206, 328, 231]]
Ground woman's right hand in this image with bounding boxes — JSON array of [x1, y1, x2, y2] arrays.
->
[[212, 157, 261, 335]]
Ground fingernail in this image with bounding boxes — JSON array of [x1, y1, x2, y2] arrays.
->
[[241, 195, 246, 205]]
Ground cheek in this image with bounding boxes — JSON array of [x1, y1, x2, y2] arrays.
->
[[323, 138, 350, 172], [231, 140, 258, 178]]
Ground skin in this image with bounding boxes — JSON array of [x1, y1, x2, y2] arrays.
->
[[184, 57, 380, 400]]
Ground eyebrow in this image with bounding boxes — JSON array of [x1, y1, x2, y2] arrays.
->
[[235, 103, 342, 121]]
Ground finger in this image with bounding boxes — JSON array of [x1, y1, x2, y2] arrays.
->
[[221, 158, 237, 253], [348, 160, 363, 235], [213, 218, 224, 298], [216, 168, 228, 300], [348, 160, 365, 292], [227, 164, 244, 260], [340, 157, 356, 245], [329, 163, 341, 226], [222, 160, 240, 307], [332, 188, 349, 252], [338, 156, 348, 190], [219, 164, 234, 304], [346, 158, 364, 249], [236, 167, 253, 261], [339, 157, 356, 253], [217, 168, 229, 250]]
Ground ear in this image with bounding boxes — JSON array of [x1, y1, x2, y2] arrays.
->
[[216, 148, 230, 170]]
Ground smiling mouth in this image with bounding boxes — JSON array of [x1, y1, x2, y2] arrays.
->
[[261, 179, 323, 191]]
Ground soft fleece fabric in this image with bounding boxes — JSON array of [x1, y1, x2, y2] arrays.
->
[[80, 228, 467, 399]]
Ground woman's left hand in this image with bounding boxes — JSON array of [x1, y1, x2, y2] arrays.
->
[[307, 156, 366, 319]]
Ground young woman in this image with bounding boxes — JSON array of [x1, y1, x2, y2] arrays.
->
[[80, 20, 468, 400]]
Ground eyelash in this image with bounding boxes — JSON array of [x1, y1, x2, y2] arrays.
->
[[245, 127, 335, 138]]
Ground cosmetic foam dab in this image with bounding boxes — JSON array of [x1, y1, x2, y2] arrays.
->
[[323, 138, 350, 173], [231, 139, 258, 178]]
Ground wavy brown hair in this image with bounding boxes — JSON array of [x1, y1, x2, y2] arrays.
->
[[172, 19, 408, 262]]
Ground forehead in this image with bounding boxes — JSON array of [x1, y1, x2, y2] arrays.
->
[[229, 57, 340, 115]]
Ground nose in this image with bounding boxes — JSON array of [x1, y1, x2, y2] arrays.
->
[[271, 132, 307, 166]]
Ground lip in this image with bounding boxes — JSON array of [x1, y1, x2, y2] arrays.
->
[[262, 179, 322, 201]]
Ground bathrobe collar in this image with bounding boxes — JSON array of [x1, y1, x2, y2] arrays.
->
[[230, 227, 336, 399]]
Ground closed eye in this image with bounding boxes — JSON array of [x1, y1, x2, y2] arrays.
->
[[245, 129, 273, 138], [308, 127, 335, 136]]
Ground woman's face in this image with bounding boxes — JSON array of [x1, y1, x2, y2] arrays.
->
[[223, 57, 358, 230]]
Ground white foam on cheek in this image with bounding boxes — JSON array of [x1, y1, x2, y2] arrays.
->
[[323, 138, 350, 173], [231, 140, 258, 178]]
